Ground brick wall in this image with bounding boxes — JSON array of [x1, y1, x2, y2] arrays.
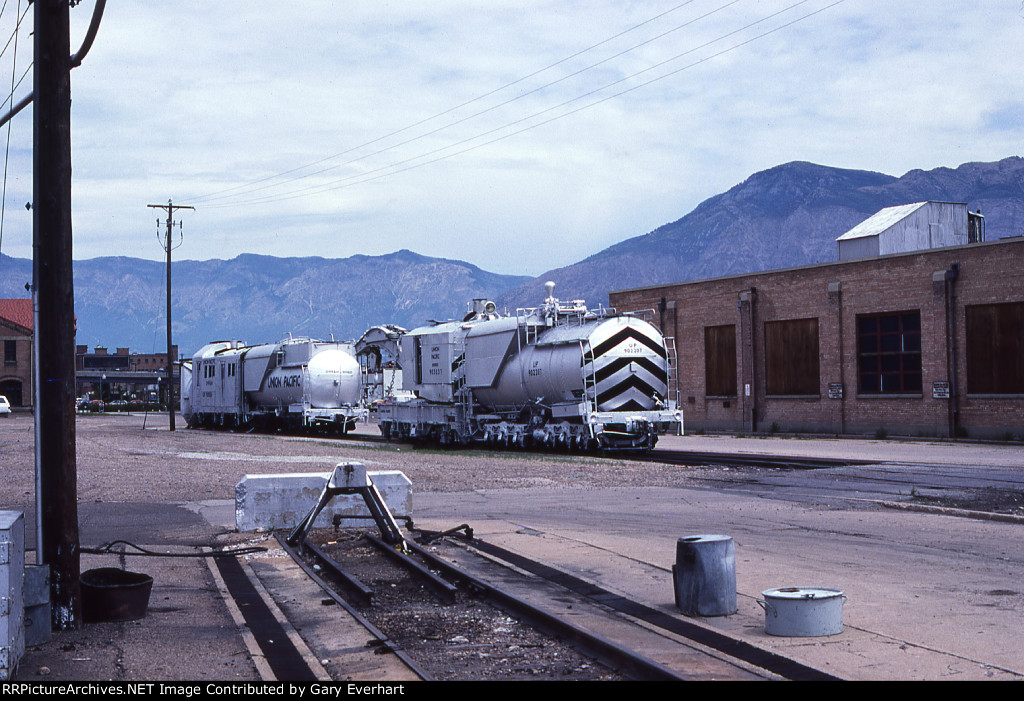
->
[[610, 237, 1024, 439], [0, 322, 33, 408]]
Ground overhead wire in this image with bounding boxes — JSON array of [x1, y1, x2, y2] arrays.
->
[[199, 0, 844, 210], [186, 0, 706, 206], [0, 0, 103, 259], [0, 1, 27, 61], [193, 0, 749, 208], [0, 0, 26, 258], [0, 61, 30, 112], [0, 0, 29, 112]]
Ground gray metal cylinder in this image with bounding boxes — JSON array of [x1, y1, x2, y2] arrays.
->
[[672, 534, 737, 616]]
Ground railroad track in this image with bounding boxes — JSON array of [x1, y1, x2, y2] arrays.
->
[[634, 448, 879, 470], [279, 531, 682, 681], [276, 528, 840, 682], [337, 431, 872, 471], [205, 425, 871, 471]]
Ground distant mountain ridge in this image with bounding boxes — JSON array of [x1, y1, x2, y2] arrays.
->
[[496, 157, 1024, 309], [2, 156, 1021, 357], [0, 249, 531, 356]]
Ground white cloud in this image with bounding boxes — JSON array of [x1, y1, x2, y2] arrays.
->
[[0, 0, 1019, 275]]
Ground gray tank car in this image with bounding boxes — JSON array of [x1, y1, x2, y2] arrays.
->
[[182, 337, 364, 433], [374, 283, 682, 451]]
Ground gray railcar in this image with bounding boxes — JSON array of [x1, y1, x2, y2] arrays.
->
[[182, 337, 364, 433], [375, 284, 682, 451]]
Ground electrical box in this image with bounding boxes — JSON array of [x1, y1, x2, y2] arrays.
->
[[0, 511, 25, 680]]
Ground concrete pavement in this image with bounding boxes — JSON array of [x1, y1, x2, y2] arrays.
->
[[10, 434, 1024, 682], [659, 431, 1024, 468]]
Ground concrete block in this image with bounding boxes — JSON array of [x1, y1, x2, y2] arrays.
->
[[235, 464, 412, 532]]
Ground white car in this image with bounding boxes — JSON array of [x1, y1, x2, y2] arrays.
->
[[0, 395, 10, 416]]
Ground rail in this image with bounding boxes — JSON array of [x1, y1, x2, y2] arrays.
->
[[275, 534, 432, 680], [287, 530, 689, 681]]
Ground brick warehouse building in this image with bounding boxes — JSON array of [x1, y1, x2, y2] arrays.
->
[[609, 233, 1024, 440], [0, 298, 33, 409]]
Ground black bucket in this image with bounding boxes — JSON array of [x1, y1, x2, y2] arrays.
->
[[81, 567, 153, 623]]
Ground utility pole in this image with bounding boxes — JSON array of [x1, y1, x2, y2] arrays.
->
[[34, 0, 80, 629], [148, 200, 192, 431]]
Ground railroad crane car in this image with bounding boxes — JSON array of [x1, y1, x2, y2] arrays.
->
[[374, 283, 682, 451], [182, 337, 364, 433]]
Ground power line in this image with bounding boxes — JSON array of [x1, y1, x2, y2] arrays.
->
[[186, 0, 722, 206], [0, 0, 24, 258], [199, 0, 843, 210], [0, 61, 30, 112], [0, 1, 30, 62]]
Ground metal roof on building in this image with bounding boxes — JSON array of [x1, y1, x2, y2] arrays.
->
[[835, 202, 929, 241]]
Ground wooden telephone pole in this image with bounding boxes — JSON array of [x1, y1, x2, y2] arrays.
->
[[34, 0, 80, 628], [148, 200, 192, 431]]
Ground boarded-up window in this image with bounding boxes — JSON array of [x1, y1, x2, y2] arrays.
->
[[857, 311, 922, 394], [704, 325, 737, 396], [765, 318, 819, 396], [966, 302, 1024, 394]]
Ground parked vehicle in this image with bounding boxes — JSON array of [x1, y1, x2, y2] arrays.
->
[[0, 395, 10, 416]]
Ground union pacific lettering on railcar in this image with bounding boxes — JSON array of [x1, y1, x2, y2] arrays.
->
[[268, 374, 302, 389]]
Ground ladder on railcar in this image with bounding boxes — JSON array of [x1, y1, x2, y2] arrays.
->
[[581, 340, 599, 416], [664, 336, 679, 409], [451, 336, 473, 439]]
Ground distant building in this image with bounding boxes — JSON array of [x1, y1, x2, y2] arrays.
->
[[0, 307, 181, 409], [0, 298, 33, 408], [77, 345, 131, 372], [75, 345, 179, 404], [836, 201, 985, 260], [611, 203, 1023, 439]]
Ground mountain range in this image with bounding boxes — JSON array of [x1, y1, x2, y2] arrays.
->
[[498, 156, 1024, 309], [1, 156, 1021, 356], [0, 249, 530, 355]]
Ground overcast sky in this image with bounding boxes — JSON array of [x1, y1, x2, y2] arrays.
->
[[0, 1, 1021, 276]]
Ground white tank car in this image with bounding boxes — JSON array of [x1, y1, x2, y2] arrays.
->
[[185, 337, 364, 433], [375, 283, 682, 451]]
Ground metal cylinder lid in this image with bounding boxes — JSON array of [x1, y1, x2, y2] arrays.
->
[[762, 587, 844, 600], [678, 534, 731, 543]]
